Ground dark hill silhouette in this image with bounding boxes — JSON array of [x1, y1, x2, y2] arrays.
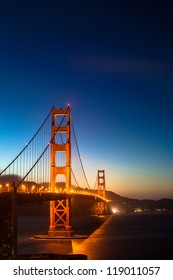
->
[[106, 190, 173, 211]]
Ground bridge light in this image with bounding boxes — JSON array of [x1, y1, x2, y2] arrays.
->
[[22, 185, 26, 192]]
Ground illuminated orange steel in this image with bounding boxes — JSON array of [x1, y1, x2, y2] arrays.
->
[[97, 169, 106, 215], [48, 106, 73, 236]]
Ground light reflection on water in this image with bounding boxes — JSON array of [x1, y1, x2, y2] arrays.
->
[[17, 214, 105, 257], [17, 215, 72, 255], [18, 213, 173, 259]]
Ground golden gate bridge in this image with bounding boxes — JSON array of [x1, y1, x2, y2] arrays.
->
[[0, 105, 110, 259]]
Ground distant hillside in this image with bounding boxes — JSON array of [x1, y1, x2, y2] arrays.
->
[[106, 190, 173, 211]]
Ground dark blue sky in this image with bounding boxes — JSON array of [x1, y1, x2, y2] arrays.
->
[[0, 0, 173, 199]]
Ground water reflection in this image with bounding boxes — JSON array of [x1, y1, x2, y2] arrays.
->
[[17, 213, 173, 259], [17, 214, 108, 257], [71, 218, 111, 259]]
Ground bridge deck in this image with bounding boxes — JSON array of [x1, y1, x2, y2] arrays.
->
[[15, 192, 108, 203]]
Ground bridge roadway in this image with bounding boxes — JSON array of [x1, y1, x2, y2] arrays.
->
[[17, 191, 109, 203]]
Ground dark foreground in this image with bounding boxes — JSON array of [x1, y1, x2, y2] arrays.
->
[[17, 212, 173, 260]]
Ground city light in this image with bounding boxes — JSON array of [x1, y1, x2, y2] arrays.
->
[[112, 207, 119, 214]]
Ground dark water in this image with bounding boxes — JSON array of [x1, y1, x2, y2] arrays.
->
[[17, 212, 173, 260]]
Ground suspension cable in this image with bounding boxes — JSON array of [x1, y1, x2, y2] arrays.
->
[[16, 107, 68, 188], [16, 142, 50, 188], [71, 122, 91, 190], [0, 107, 53, 175], [71, 168, 80, 188], [93, 173, 98, 190]]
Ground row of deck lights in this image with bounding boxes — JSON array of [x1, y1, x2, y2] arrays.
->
[[0, 183, 11, 192], [0, 183, 109, 202]]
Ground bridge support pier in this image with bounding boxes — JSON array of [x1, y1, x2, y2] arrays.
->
[[48, 198, 73, 237]]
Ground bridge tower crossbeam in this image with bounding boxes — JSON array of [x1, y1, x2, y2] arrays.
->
[[48, 106, 73, 237]]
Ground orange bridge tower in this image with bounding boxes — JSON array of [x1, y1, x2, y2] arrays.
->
[[48, 106, 73, 237], [97, 169, 106, 215]]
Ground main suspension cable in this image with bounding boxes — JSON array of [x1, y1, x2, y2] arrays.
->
[[16, 107, 68, 188], [71, 168, 80, 188], [57, 119, 80, 189], [0, 107, 53, 175], [93, 173, 98, 190], [71, 122, 91, 190]]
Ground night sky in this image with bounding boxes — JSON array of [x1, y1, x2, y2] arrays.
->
[[0, 0, 173, 199]]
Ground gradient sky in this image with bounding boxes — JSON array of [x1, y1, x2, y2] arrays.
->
[[0, 0, 173, 199]]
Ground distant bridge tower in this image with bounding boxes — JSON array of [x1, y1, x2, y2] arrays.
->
[[97, 169, 106, 215], [48, 106, 73, 237]]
